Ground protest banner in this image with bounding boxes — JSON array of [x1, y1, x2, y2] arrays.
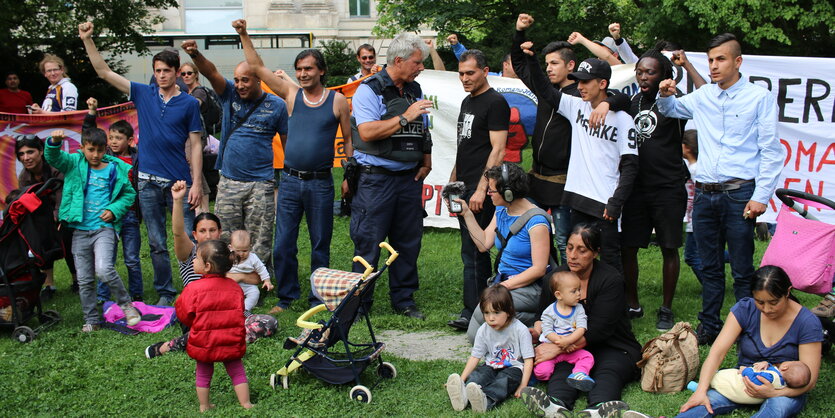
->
[[0, 103, 138, 210]]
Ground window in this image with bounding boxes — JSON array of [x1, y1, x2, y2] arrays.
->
[[349, 0, 370, 17], [184, 0, 243, 34]]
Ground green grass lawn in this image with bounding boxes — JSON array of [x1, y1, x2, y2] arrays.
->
[[1, 165, 832, 416]]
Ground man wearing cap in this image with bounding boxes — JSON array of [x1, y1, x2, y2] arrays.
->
[[656, 33, 783, 345], [511, 13, 630, 264], [516, 18, 638, 275]]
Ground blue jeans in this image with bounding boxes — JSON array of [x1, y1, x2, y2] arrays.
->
[[549, 205, 571, 265], [73, 228, 130, 324], [98, 210, 143, 300], [693, 182, 756, 336], [273, 174, 334, 308], [684, 231, 703, 284], [138, 178, 194, 300], [675, 389, 806, 418]]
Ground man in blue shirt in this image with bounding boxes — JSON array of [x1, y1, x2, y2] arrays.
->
[[181, 36, 289, 276], [350, 32, 435, 320], [80, 22, 204, 306], [657, 33, 784, 345]]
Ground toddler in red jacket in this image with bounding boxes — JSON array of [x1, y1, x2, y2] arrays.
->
[[175, 240, 251, 412]]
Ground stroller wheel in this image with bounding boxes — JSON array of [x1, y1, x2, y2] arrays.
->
[[12, 326, 36, 343], [42, 310, 61, 323], [349, 385, 372, 403], [377, 361, 397, 379]]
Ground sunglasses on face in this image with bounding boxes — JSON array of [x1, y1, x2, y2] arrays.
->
[[180, 71, 194, 76], [360, 56, 375, 61]]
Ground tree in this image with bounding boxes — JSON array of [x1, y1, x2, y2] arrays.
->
[[319, 39, 357, 87], [374, 0, 834, 64], [1, 0, 178, 107]]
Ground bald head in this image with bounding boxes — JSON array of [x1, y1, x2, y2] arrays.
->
[[233, 61, 262, 101]]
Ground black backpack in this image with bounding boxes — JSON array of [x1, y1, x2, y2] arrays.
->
[[193, 86, 222, 135]]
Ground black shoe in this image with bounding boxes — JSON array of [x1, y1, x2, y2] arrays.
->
[[696, 324, 718, 345], [40, 286, 56, 302], [628, 306, 644, 319], [399, 305, 425, 320], [447, 316, 470, 331], [656, 306, 674, 331]]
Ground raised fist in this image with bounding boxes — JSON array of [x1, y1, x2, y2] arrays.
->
[[424, 39, 436, 49], [516, 14, 534, 31], [659, 79, 677, 97], [181, 40, 199, 56], [87, 97, 98, 110], [608, 22, 621, 40], [567, 32, 585, 45], [232, 19, 247, 34], [446, 34, 459, 45], [78, 22, 94, 39]]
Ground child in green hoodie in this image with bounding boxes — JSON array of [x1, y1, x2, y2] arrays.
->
[[45, 129, 140, 332]]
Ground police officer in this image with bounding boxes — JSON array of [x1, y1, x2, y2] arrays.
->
[[350, 32, 433, 319]]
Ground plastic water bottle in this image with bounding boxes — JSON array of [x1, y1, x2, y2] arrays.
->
[[687, 381, 699, 392]]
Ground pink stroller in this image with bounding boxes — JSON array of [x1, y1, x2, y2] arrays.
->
[[760, 188, 835, 352]]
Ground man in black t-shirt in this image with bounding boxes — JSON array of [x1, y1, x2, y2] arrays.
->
[[621, 49, 687, 331], [447, 49, 509, 331]]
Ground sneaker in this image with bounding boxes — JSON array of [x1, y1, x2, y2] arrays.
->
[[627, 306, 644, 319], [521, 387, 570, 418], [466, 382, 488, 413], [145, 342, 164, 359], [656, 306, 674, 331], [156, 295, 174, 306], [567, 371, 596, 392], [577, 400, 629, 418], [40, 286, 56, 302], [81, 323, 100, 332], [811, 295, 835, 318], [696, 324, 718, 346], [121, 302, 141, 326], [445, 373, 468, 411]]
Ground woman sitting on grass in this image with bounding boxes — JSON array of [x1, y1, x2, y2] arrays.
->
[[673, 265, 823, 417], [521, 223, 641, 417], [455, 163, 551, 344]]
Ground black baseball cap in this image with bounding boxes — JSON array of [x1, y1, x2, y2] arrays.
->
[[568, 58, 612, 81]]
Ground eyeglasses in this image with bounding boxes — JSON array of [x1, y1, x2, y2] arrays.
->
[[44, 68, 62, 74], [180, 71, 194, 76]]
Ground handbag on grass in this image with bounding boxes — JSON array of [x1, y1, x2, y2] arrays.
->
[[636, 321, 700, 393]]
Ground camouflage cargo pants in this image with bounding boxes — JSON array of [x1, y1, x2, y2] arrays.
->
[[215, 175, 275, 269]]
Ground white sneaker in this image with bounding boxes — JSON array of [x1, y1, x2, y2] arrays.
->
[[445, 373, 468, 411], [466, 382, 488, 413], [121, 302, 141, 326], [577, 400, 629, 418]]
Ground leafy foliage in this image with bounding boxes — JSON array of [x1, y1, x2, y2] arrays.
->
[[0, 0, 178, 107], [319, 39, 358, 87], [374, 0, 834, 70]]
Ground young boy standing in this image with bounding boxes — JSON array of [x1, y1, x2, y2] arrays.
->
[[84, 98, 144, 302], [44, 128, 141, 331]]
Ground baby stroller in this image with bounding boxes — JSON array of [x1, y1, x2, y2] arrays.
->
[[0, 179, 64, 342], [760, 188, 835, 353], [270, 242, 399, 403]]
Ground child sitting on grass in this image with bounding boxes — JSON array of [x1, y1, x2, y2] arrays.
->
[[534, 271, 595, 391], [175, 240, 251, 412], [228, 230, 273, 316], [709, 360, 811, 405], [45, 129, 140, 331], [83, 97, 144, 303], [445, 285, 534, 412]]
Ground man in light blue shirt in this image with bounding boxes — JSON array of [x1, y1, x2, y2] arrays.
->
[[657, 33, 784, 345]]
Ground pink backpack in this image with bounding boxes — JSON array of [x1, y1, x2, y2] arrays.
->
[[761, 199, 835, 294]]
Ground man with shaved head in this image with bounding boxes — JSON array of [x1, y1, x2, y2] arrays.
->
[[182, 38, 288, 273], [657, 33, 783, 345]]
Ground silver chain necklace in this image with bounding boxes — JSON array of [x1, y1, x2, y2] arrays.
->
[[302, 88, 327, 106]]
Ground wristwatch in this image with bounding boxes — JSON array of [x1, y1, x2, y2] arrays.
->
[[399, 115, 408, 127]]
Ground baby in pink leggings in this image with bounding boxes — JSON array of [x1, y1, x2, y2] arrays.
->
[[534, 271, 596, 391]]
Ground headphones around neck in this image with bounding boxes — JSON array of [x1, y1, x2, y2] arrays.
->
[[500, 163, 514, 202]]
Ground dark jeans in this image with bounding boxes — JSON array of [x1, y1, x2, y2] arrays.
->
[[467, 364, 522, 410], [693, 182, 756, 336], [458, 188, 494, 320], [98, 210, 143, 300], [350, 172, 423, 311], [684, 231, 703, 284], [570, 211, 623, 276], [138, 178, 194, 300], [273, 174, 334, 308], [550, 205, 571, 265], [546, 346, 638, 410]]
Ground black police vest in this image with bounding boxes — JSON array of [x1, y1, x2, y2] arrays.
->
[[351, 73, 427, 162]]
